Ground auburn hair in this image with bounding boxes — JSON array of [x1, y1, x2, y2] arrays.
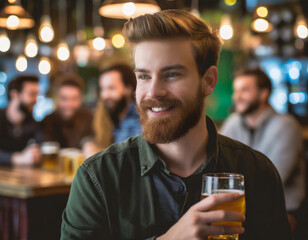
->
[[123, 9, 222, 76]]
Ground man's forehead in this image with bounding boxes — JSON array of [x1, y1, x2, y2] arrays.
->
[[133, 39, 195, 71]]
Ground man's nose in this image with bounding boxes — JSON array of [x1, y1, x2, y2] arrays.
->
[[147, 77, 167, 99]]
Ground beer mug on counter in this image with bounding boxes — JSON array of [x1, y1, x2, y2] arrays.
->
[[201, 173, 245, 240], [59, 148, 84, 179], [41, 142, 60, 171]]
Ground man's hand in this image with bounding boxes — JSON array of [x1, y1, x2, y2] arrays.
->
[[12, 145, 41, 166], [157, 193, 245, 240]]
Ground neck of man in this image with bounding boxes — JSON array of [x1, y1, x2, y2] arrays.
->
[[155, 113, 208, 178], [6, 100, 25, 126], [244, 103, 269, 128]]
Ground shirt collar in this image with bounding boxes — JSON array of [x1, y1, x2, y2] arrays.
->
[[138, 116, 219, 176]]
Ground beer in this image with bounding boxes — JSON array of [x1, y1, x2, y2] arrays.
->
[[201, 189, 245, 227], [59, 148, 84, 179], [201, 173, 245, 240], [41, 142, 59, 170]]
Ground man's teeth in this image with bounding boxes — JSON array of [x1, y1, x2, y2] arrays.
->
[[151, 107, 170, 112]]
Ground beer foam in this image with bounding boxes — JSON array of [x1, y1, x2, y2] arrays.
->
[[41, 145, 59, 154], [205, 189, 245, 195]]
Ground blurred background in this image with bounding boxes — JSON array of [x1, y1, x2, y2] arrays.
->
[[0, 0, 307, 124]]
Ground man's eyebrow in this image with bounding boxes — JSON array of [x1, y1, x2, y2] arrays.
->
[[134, 64, 187, 73]]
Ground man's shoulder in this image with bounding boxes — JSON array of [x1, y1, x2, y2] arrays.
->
[[83, 135, 141, 170], [217, 134, 278, 172]]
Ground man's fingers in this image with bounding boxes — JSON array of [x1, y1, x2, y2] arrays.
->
[[195, 193, 242, 211], [198, 210, 245, 224], [201, 225, 245, 236]]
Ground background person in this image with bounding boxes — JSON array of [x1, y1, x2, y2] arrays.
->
[[83, 64, 141, 157], [42, 73, 93, 149], [220, 68, 306, 230], [0, 75, 42, 166]]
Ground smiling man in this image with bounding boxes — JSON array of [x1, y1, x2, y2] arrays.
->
[[61, 10, 291, 240]]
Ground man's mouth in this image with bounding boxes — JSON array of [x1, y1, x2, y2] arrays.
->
[[149, 106, 174, 113]]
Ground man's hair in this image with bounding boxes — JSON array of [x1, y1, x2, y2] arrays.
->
[[100, 64, 136, 91], [123, 9, 222, 76], [57, 73, 85, 92], [7, 75, 39, 100], [235, 68, 272, 95]]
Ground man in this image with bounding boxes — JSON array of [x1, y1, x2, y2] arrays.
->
[[0, 75, 41, 165], [220, 68, 305, 229], [61, 10, 291, 239], [95, 64, 141, 144], [42, 73, 93, 149]]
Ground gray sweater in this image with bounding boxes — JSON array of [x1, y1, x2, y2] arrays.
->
[[220, 107, 305, 211]]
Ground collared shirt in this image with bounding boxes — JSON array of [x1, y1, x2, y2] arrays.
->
[[113, 103, 142, 143], [0, 108, 43, 164], [220, 107, 305, 211], [61, 116, 292, 240]]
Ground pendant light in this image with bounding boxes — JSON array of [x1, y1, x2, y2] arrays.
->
[[99, 0, 160, 19], [0, 0, 35, 30]]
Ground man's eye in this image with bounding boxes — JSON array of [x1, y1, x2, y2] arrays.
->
[[166, 72, 180, 78], [138, 74, 150, 80]]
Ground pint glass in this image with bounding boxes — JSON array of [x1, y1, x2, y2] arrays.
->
[[41, 142, 60, 171], [201, 173, 245, 240]]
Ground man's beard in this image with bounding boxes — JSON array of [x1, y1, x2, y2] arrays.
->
[[238, 98, 261, 116], [18, 101, 33, 117], [137, 86, 205, 144], [104, 96, 127, 127]]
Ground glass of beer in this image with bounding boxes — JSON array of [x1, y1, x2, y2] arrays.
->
[[201, 173, 245, 240], [41, 142, 60, 171], [59, 148, 84, 180]]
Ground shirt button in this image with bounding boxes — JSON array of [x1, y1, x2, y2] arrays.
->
[[178, 185, 184, 193]]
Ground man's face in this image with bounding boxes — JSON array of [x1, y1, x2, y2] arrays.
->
[[57, 86, 82, 120], [99, 71, 129, 112], [233, 75, 262, 116], [134, 38, 205, 144], [18, 82, 39, 113]]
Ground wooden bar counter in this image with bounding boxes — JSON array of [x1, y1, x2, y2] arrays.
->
[[0, 166, 71, 240]]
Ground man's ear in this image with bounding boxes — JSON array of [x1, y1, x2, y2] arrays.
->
[[10, 89, 19, 100], [201, 66, 218, 96], [260, 88, 270, 103]]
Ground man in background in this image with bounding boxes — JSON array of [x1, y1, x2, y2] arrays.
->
[[84, 64, 141, 156], [0, 75, 42, 165], [220, 68, 305, 230], [42, 73, 93, 149]]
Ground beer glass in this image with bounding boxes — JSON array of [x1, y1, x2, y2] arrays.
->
[[41, 142, 60, 171], [59, 148, 84, 180], [201, 173, 245, 240]]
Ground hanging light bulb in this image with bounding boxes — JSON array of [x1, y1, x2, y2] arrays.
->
[[112, 34, 125, 48], [93, 37, 106, 51], [294, 15, 308, 39], [256, 6, 268, 18], [0, 2, 35, 29], [6, 15, 20, 30], [39, 16, 54, 43], [219, 15, 233, 40], [24, 35, 38, 58], [16, 55, 27, 72], [57, 42, 70, 61], [99, 0, 160, 19], [0, 32, 11, 52], [38, 57, 51, 75], [252, 18, 272, 32]]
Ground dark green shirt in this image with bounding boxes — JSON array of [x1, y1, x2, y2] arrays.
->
[[61, 117, 292, 240]]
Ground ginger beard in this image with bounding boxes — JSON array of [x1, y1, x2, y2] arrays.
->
[[137, 84, 205, 144]]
